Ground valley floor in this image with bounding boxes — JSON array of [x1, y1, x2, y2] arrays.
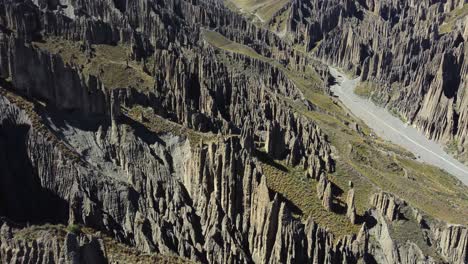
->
[[329, 67, 468, 186]]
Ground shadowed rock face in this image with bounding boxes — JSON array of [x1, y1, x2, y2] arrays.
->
[[0, 97, 69, 223], [0, 0, 466, 263]]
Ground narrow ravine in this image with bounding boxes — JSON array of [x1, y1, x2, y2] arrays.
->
[[329, 67, 468, 186]]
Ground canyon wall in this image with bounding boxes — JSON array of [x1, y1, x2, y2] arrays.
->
[[284, 0, 468, 159], [0, 0, 466, 263]]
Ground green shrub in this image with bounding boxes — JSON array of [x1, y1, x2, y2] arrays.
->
[[67, 224, 82, 234]]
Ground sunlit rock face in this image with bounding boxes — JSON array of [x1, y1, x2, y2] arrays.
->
[[289, 0, 467, 153], [0, 0, 466, 263]]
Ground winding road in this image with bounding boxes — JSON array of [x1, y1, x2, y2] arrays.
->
[[328, 67, 468, 186]]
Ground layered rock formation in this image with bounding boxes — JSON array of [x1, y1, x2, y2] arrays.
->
[[370, 191, 468, 264], [0, 219, 107, 264], [282, 0, 468, 162], [0, 0, 467, 263], [371, 191, 401, 222], [0, 88, 368, 263]]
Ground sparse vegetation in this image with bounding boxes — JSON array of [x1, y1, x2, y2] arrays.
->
[[203, 30, 468, 228], [67, 223, 82, 234], [444, 139, 468, 165], [203, 29, 324, 99], [388, 206, 442, 261], [203, 30, 266, 60], [269, 7, 291, 33], [80, 227, 191, 263], [15, 224, 67, 242], [33, 38, 155, 91], [0, 86, 83, 163], [389, 108, 408, 123], [354, 81, 376, 98], [256, 0, 290, 22], [12, 223, 190, 263], [256, 150, 361, 237], [227, 0, 289, 23], [445, 139, 460, 154], [126, 105, 216, 146], [439, 4, 468, 34]]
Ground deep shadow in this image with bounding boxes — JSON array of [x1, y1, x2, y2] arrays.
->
[[361, 212, 378, 229], [355, 9, 364, 21], [330, 182, 348, 214], [268, 189, 303, 217], [363, 253, 378, 264], [40, 104, 106, 132], [396, 210, 409, 221], [253, 149, 289, 172], [120, 115, 166, 146], [328, 75, 338, 86], [441, 53, 460, 99], [0, 121, 69, 224], [37, 97, 166, 148], [454, 33, 464, 48], [331, 182, 344, 197], [331, 198, 347, 215]]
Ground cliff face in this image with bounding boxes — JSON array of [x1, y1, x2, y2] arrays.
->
[[0, 219, 107, 264], [0, 89, 365, 263], [284, 0, 468, 160], [0, 0, 467, 263], [370, 192, 468, 264], [0, 1, 339, 261], [0, 0, 332, 171]]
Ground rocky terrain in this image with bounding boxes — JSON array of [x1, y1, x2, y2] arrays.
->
[[276, 0, 468, 163], [0, 0, 467, 263]]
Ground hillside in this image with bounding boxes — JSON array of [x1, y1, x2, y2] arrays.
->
[[0, 0, 467, 263]]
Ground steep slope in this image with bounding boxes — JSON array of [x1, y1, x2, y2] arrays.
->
[[0, 0, 467, 263], [273, 0, 468, 163]]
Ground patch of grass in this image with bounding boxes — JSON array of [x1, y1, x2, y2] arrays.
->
[[269, 7, 291, 34], [445, 139, 459, 154], [389, 108, 408, 123], [303, 111, 379, 214], [310, 39, 322, 53], [203, 30, 265, 60], [203, 30, 324, 99], [439, 4, 468, 34], [255, 0, 290, 22], [444, 139, 468, 164], [300, 94, 468, 226], [388, 210, 442, 261], [80, 226, 192, 263], [126, 105, 216, 146], [356, 82, 408, 123], [223, 0, 241, 14], [393, 157, 468, 224], [284, 65, 323, 92], [33, 37, 155, 91], [373, 139, 415, 159], [67, 223, 82, 234], [354, 81, 376, 98], [227, 0, 289, 22], [256, 150, 360, 238], [15, 224, 67, 242], [13, 223, 190, 263]]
